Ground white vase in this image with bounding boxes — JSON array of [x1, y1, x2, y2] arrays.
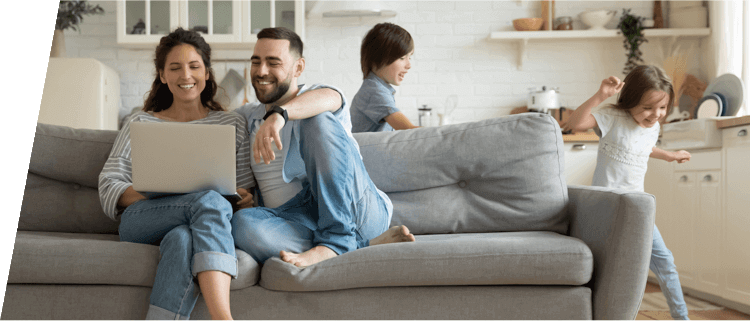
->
[[50, 29, 66, 58]]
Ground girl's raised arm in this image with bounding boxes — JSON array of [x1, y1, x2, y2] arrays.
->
[[562, 76, 624, 133]]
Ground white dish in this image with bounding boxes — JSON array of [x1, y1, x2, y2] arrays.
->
[[694, 94, 723, 119], [703, 73, 745, 117], [579, 10, 615, 30]]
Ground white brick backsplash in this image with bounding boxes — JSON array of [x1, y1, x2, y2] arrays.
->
[[397, 11, 436, 24], [418, 1, 457, 11], [59, 0, 676, 124]]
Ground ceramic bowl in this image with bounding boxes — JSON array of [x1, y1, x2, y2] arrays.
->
[[579, 10, 616, 30], [513, 18, 544, 31]]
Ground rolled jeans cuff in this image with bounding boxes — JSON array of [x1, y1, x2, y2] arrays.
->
[[192, 251, 238, 279]]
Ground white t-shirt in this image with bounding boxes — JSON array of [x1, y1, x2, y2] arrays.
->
[[591, 107, 660, 192]]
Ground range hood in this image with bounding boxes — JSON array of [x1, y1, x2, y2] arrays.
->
[[322, 9, 396, 18], [307, 0, 397, 18]]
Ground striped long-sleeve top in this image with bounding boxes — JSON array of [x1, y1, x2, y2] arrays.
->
[[98, 110, 255, 220]]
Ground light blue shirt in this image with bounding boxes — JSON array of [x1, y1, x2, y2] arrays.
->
[[233, 83, 358, 184], [350, 73, 399, 133]]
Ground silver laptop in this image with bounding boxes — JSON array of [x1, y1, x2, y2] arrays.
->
[[130, 122, 240, 201]]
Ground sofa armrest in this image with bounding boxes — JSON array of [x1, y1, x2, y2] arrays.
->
[[567, 185, 655, 320]]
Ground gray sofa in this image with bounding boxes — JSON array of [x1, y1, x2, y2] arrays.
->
[[2, 113, 655, 320]]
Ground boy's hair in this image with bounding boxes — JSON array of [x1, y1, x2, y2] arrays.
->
[[144, 27, 222, 112], [257, 27, 304, 58], [613, 65, 675, 113], [360, 23, 414, 79]]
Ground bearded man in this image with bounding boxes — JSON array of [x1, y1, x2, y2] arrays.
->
[[232, 27, 415, 268]]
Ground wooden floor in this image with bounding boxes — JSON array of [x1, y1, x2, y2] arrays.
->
[[637, 282, 750, 320]]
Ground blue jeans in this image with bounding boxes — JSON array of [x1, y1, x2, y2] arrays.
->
[[119, 190, 238, 320], [232, 112, 392, 263], [651, 225, 689, 320]]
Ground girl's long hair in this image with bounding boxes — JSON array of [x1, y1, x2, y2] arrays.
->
[[611, 65, 675, 114]]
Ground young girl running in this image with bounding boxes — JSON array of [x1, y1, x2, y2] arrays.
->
[[351, 22, 418, 133], [563, 65, 692, 320]]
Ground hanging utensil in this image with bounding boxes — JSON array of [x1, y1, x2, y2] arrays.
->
[[242, 67, 250, 105]]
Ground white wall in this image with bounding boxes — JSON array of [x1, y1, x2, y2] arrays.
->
[[59, 0, 707, 126]]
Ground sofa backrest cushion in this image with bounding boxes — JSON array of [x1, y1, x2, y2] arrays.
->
[[353, 113, 569, 235], [19, 123, 120, 233]]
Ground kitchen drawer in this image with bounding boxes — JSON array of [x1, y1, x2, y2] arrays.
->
[[674, 149, 721, 172], [723, 124, 750, 147]]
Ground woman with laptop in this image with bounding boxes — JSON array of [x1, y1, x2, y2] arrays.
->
[[98, 28, 254, 320]]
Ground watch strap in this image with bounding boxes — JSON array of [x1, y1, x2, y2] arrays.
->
[[263, 105, 288, 124]]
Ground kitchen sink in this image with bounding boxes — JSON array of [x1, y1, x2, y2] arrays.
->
[[659, 118, 724, 150]]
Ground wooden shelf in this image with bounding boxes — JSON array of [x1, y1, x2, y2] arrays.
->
[[488, 28, 711, 70]]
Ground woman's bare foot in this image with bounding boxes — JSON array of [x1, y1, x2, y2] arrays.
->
[[369, 225, 416, 246], [280, 245, 337, 268]]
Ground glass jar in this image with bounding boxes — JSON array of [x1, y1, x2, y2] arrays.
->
[[555, 16, 573, 30], [418, 105, 433, 127]]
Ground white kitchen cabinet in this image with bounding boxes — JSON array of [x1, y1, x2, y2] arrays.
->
[[722, 124, 750, 306], [562, 142, 597, 186], [644, 125, 750, 311], [117, 0, 304, 48], [670, 149, 722, 292]]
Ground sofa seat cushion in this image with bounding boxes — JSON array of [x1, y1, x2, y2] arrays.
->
[[260, 231, 593, 292], [8, 231, 260, 291]]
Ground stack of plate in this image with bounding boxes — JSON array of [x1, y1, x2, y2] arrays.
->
[[694, 73, 744, 119]]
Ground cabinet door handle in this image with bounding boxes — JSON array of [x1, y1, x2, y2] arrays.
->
[[739, 129, 748, 137], [680, 175, 688, 182], [703, 174, 713, 182], [572, 144, 586, 150]]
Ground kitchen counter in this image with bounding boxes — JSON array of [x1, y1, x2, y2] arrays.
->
[[563, 132, 599, 142], [716, 115, 750, 129], [509, 107, 600, 142]]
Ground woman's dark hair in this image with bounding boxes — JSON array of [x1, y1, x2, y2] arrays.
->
[[257, 27, 304, 58], [612, 65, 675, 114], [143, 27, 223, 112], [360, 23, 414, 79]]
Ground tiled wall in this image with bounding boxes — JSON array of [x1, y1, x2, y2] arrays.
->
[[60, 0, 707, 126]]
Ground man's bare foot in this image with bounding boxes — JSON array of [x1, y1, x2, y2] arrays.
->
[[369, 225, 416, 246], [280, 245, 337, 268]]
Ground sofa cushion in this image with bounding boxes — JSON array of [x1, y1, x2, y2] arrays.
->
[[259, 231, 593, 292], [353, 113, 568, 235], [8, 231, 260, 291], [20, 123, 121, 233]]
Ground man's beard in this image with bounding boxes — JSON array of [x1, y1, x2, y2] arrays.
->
[[253, 76, 291, 104]]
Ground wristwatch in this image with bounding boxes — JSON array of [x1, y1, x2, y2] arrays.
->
[[263, 105, 288, 124]]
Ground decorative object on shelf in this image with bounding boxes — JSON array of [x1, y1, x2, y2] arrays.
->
[[579, 9, 616, 30], [653, 0, 664, 28], [513, 18, 544, 31], [681, 74, 708, 115], [555, 16, 573, 30], [130, 18, 145, 34], [541, 0, 555, 30], [668, 1, 707, 28], [53, 0, 105, 57], [616, 9, 647, 75], [663, 42, 695, 116]]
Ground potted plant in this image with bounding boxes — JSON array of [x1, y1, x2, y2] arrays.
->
[[616, 9, 647, 75], [51, 0, 105, 57]]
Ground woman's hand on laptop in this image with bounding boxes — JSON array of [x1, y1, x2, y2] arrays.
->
[[236, 188, 255, 209]]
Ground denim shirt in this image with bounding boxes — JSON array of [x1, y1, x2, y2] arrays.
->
[[233, 83, 356, 184], [350, 73, 399, 133]]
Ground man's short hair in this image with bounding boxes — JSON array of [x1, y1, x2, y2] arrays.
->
[[257, 27, 304, 58]]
